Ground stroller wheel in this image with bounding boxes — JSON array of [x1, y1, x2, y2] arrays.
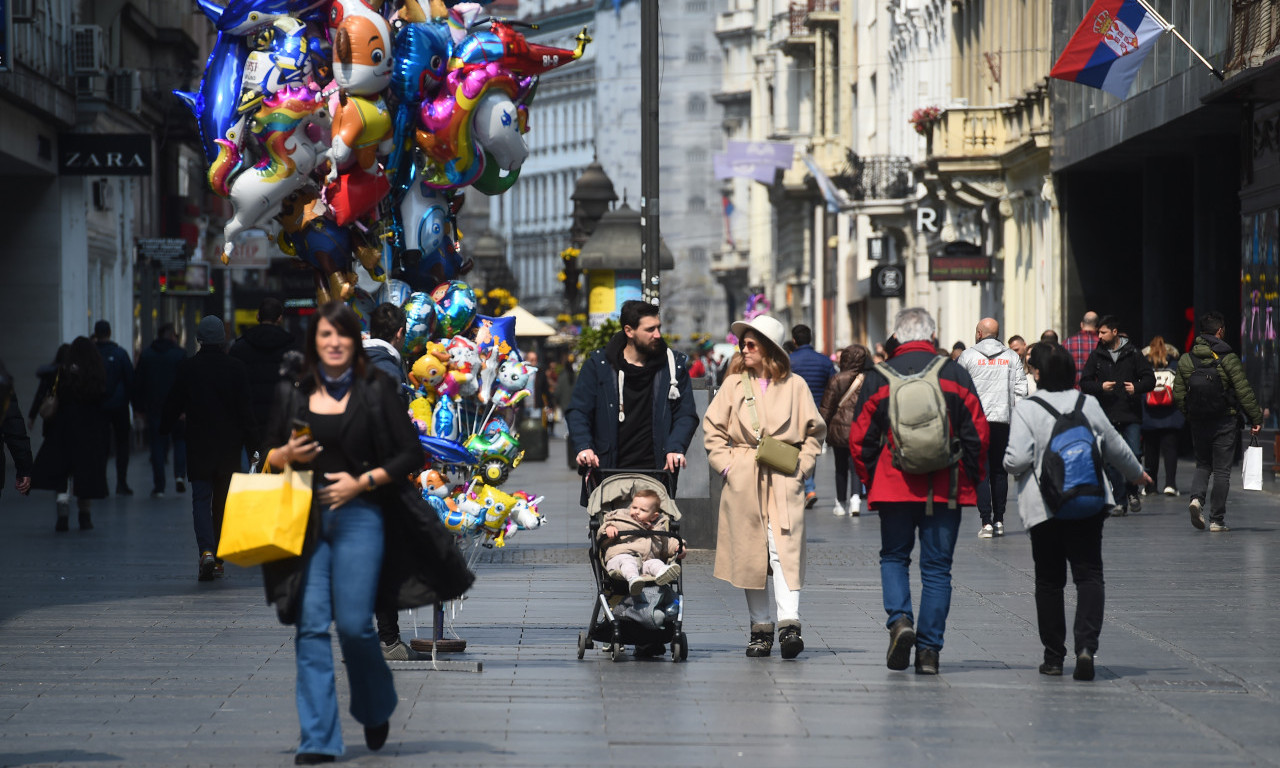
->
[[577, 631, 591, 659], [610, 644, 624, 662], [671, 632, 688, 662]]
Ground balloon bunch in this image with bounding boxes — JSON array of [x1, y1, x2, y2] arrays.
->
[[180, 0, 590, 303], [389, 275, 543, 549]]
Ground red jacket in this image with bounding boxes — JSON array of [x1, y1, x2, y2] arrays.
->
[[848, 341, 989, 509]]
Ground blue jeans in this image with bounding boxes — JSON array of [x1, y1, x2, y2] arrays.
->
[[295, 497, 396, 756], [148, 418, 187, 493], [878, 502, 962, 652], [1105, 422, 1142, 507], [803, 474, 816, 495]]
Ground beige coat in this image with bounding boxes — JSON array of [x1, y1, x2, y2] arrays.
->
[[600, 508, 679, 564], [703, 373, 826, 590]]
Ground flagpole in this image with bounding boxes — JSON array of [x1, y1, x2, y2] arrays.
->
[[1133, 0, 1225, 81]]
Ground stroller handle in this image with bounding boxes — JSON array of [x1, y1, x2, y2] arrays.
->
[[580, 466, 680, 495]]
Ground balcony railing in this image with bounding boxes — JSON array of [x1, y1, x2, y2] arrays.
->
[[928, 107, 1006, 159], [841, 155, 913, 201], [1225, 0, 1280, 74]]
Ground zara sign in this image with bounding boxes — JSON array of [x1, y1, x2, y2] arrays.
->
[[58, 134, 152, 176]]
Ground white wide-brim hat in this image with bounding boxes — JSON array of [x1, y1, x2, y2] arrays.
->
[[731, 315, 787, 357]]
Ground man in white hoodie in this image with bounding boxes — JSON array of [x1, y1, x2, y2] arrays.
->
[[958, 318, 1028, 537]]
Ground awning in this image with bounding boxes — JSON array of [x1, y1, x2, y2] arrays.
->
[[501, 305, 555, 337]]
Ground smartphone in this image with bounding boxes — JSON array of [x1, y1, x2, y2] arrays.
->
[[291, 418, 312, 439]]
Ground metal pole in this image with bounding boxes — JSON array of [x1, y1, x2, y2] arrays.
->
[[640, 0, 661, 303], [1132, 0, 1225, 80]]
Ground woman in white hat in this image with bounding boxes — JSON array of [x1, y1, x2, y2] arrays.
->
[[702, 315, 826, 658]]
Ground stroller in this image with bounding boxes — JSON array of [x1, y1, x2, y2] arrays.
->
[[577, 469, 688, 663]]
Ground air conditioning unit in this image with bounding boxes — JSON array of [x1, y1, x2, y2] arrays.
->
[[71, 25, 105, 75], [109, 70, 142, 113], [11, 0, 35, 22], [74, 75, 107, 100]]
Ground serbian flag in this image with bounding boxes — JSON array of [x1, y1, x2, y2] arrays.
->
[[1050, 0, 1168, 98]]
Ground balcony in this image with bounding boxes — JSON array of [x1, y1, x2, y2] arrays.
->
[[838, 155, 913, 202], [804, 0, 840, 26], [926, 101, 1048, 173], [715, 7, 754, 38], [1225, 0, 1280, 74]]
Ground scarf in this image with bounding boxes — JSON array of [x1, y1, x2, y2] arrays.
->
[[320, 367, 354, 401]]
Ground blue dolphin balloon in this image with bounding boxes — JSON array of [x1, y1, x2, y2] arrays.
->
[[197, 0, 328, 35], [387, 20, 454, 202]]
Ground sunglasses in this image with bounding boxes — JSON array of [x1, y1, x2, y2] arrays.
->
[[741, 339, 759, 351]]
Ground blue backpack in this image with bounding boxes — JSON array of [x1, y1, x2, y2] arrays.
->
[[1029, 395, 1108, 520]]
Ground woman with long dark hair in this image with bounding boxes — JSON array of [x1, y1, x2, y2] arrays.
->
[[703, 316, 826, 659], [258, 302, 472, 764], [1141, 336, 1184, 495], [819, 344, 870, 516], [30, 337, 109, 531]]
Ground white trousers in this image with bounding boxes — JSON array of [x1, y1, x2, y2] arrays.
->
[[745, 525, 800, 625], [605, 554, 667, 582]]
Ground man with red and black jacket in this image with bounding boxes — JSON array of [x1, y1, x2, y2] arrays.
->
[[849, 307, 989, 677]]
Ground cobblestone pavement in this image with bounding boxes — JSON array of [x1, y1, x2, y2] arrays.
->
[[1, 437, 1277, 767]]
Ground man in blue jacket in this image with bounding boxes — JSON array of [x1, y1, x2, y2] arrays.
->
[[94, 320, 135, 495], [789, 324, 836, 508], [566, 300, 698, 507]]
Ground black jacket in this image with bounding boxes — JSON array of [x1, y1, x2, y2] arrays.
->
[[161, 347, 256, 480], [1080, 337, 1155, 426], [96, 340, 134, 411], [258, 370, 475, 624], [229, 323, 296, 431], [132, 338, 186, 419], [30, 365, 109, 499], [2, 393, 32, 490], [362, 339, 409, 406], [565, 332, 698, 505]]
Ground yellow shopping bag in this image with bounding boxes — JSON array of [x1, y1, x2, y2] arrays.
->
[[217, 465, 313, 567]]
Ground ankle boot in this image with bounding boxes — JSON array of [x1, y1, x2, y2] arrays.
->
[[745, 622, 774, 657], [778, 620, 804, 659]]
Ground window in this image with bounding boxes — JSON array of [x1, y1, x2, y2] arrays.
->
[[686, 147, 707, 163], [689, 247, 707, 264], [686, 0, 707, 11], [687, 94, 707, 116], [688, 196, 706, 212], [686, 46, 706, 64]]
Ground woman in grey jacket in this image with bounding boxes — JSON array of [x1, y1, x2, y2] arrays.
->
[[1004, 343, 1151, 681]]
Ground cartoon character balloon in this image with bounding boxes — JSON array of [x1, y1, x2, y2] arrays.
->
[[430, 280, 477, 337], [402, 292, 439, 357]]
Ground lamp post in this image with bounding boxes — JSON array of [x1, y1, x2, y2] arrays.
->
[[640, 0, 660, 304], [567, 161, 618, 319]]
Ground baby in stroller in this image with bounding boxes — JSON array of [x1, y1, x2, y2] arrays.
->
[[602, 489, 684, 596]]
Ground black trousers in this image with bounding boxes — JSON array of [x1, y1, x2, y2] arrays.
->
[[104, 407, 131, 487], [1142, 428, 1179, 491], [832, 448, 860, 502], [1190, 417, 1238, 523], [977, 421, 1010, 525], [1029, 512, 1106, 662], [376, 609, 400, 646]]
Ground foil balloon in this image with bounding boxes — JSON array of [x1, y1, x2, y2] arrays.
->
[[509, 491, 546, 530], [430, 280, 477, 337], [376, 278, 412, 309], [472, 314, 516, 359], [349, 287, 378, 332], [491, 360, 535, 408], [387, 20, 454, 197], [401, 292, 438, 356], [472, 483, 519, 546], [470, 90, 528, 175], [418, 435, 474, 464], [430, 397, 461, 441]]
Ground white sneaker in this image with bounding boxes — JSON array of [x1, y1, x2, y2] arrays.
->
[[1163, 487, 1178, 496], [993, 522, 1005, 536], [978, 524, 995, 538], [832, 501, 848, 516], [848, 496, 862, 516]]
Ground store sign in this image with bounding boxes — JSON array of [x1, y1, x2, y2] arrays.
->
[[871, 264, 906, 298], [59, 134, 153, 176], [929, 241, 991, 281]]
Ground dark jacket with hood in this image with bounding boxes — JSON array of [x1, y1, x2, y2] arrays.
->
[[95, 339, 134, 411], [132, 337, 186, 419], [161, 347, 256, 481], [565, 332, 698, 505], [229, 323, 297, 431], [1080, 336, 1155, 426], [1173, 333, 1263, 425], [258, 370, 474, 624]]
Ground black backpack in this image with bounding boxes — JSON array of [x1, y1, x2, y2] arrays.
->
[[1184, 352, 1231, 420], [1029, 395, 1108, 520]]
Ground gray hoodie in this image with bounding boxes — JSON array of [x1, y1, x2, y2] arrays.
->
[[957, 337, 1027, 424], [1003, 389, 1144, 530]]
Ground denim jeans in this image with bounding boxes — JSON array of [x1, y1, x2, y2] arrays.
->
[[878, 502, 962, 652], [190, 471, 233, 555], [295, 497, 396, 756], [1104, 422, 1142, 507], [803, 474, 816, 495], [976, 421, 1010, 525], [1190, 417, 1238, 523], [147, 418, 187, 493]]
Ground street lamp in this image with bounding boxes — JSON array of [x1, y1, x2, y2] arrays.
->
[[566, 161, 619, 318], [577, 202, 673, 325]]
